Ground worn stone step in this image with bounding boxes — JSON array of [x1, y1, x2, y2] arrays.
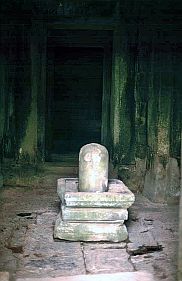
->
[[16, 271, 154, 281], [54, 214, 128, 242], [61, 206, 128, 221]]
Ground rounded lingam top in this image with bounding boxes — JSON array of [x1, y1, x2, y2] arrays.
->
[[78, 143, 109, 192]]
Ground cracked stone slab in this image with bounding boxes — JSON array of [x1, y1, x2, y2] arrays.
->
[[61, 206, 128, 221], [57, 178, 135, 208], [54, 214, 128, 242], [83, 247, 134, 273], [19, 222, 86, 277]]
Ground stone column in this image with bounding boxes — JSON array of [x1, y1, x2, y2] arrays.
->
[[110, 25, 135, 165], [101, 46, 112, 147], [19, 22, 38, 162], [79, 143, 109, 192], [143, 31, 180, 202], [20, 20, 47, 162], [0, 25, 8, 187]]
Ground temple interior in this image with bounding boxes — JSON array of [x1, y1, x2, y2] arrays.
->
[[0, 1, 181, 281]]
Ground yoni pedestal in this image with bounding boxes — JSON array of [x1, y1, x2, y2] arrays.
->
[[54, 143, 135, 242]]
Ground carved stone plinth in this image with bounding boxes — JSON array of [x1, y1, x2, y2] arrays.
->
[[54, 178, 135, 242]]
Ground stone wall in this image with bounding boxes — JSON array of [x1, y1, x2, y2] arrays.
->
[[0, 0, 181, 202], [110, 0, 181, 202]]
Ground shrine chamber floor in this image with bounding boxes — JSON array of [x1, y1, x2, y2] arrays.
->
[[0, 168, 178, 281]]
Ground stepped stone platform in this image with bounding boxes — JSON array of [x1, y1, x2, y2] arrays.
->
[[54, 178, 135, 242]]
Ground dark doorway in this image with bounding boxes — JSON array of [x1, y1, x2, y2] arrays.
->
[[46, 46, 104, 160]]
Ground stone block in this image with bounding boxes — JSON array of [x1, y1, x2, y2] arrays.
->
[[54, 214, 128, 242], [57, 178, 135, 208], [63, 192, 134, 208], [83, 247, 134, 273], [61, 206, 128, 221]]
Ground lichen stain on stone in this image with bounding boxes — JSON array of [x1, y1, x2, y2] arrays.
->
[[157, 127, 170, 156], [112, 51, 129, 163]]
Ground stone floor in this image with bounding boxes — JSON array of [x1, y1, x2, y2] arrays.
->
[[0, 180, 179, 281]]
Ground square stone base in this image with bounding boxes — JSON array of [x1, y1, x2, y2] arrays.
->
[[54, 214, 128, 242]]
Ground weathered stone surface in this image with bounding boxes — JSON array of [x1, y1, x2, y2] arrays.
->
[[166, 157, 180, 201], [83, 247, 134, 273], [0, 173, 3, 188], [143, 157, 180, 203], [58, 178, 135, 208], [127, 217, 158, 248], [7, 227, 27, 254], [57, 178, 135, 208], [57, 178, 78, 203], [79, 143, 109, 192], [143, 157, 166, 202], [61, 206, 128, 221], [16, 271, 155, 281], [0, 186, 178, 281], [0, 272, 9, 281], [0, 247, 17, 272], [54, 214, 128, 242], [19, 220, 86, 278], [118, 158, 146, 192], [63, 192, 134, 208]]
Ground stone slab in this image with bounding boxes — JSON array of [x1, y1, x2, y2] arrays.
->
[[127, 217, 158, 248], [16, 271, 155, 281], [57, 178, 135, 208], [83, 247, 134, 273], [61, 206, 128, 221], [54, 214, 128, 242], [20, 221, 86, 277]]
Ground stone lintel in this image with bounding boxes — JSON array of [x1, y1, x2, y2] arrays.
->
[[61, 206, 128, 221], [54, 214, 128, 242]]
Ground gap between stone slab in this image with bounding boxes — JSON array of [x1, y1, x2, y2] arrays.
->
[[80, 243, 89, 274], [127, 244, 163, 256]]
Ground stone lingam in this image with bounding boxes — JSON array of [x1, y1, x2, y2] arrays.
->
[[54, 143, 135, 242]]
